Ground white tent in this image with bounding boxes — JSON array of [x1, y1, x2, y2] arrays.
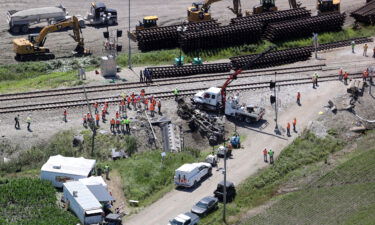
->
[[40, 155, 96, 188]]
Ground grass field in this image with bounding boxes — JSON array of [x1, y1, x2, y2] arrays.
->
[[200, 131, 344, 225], [110, 149, 206, 207], [243, 146, 375, 225], [0, 177, 79, 225]]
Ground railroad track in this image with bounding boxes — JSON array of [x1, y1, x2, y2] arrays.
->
[[0, 73, 361, 114], [0, 64, 326, 102]]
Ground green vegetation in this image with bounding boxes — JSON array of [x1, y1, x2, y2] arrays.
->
[[111, 149, 206, 207], [117, 26, 375, 67], [0, 130, 138, 176], [0, 177, 79, 225], [243, 146, 375, 225], [201, 131, 344, 225]]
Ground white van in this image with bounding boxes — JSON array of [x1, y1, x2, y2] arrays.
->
[[174, 162, 212, 188]]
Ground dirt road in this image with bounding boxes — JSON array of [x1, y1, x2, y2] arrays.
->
[[0, 0, 364, 64], [125, 78, 348, 225]]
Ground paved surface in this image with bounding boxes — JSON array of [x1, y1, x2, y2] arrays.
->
[[125, 79, 347, 225], [0, 0, 365, 64]]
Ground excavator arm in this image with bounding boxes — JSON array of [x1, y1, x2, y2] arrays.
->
[[228, 0, 242, 17], [34, 16, 83, 48], [202, 0, 222, 11]]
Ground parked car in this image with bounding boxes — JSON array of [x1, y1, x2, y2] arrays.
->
[[168, 212, 199, 225], [191, 196, 219, 216], [174, 162, 212, 188], [214, 180, 236, 202], [216, 146, 232, 158]]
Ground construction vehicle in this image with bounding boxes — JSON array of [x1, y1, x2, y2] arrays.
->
[[187, 0, 222, 22], [7, 5, 68, 34], [128, 16, 158, 42], [253, 0, 278, 14], [317, 0, 340, 14], [289, 0, 302, 9], [13, 16, 88, 61], [85, 2, 118, 26]]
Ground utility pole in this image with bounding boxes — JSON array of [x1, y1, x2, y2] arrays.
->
[[128, 0, 132, 69], [223, 137, 227, 223], [83, 85, 96, 156], [313, 33, 318, 59], [274, 72, 279, 134]]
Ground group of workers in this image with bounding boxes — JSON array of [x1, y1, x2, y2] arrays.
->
[[14, 114, 32, 132], [139, 69, 153, 84], [338, 67, 373, 85]]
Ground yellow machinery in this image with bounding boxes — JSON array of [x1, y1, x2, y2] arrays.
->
[[128, 16, 158, 42], [253, 0, 278, 14], [13, 16, 88, 61], [317, 0, 340, 14], [187, 0, 222, 22]]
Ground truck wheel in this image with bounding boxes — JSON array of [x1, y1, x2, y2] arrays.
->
[[11, 26, 20, 34], [193, 181, 198, 187], [245, 117, 254, 124], [21, 25, 29, 33]]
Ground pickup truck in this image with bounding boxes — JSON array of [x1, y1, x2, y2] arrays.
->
[[168, 212, 199, 225]]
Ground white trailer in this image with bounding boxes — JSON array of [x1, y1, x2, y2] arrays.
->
[[63, 181, 103, 225], [174, 162, 212, 188], [7, 5, 68, 34]]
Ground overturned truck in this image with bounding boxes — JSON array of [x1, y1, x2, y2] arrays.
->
[[177, 98, 224, 146]]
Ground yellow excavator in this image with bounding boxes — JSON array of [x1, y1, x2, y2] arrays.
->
[[13, 16, 89, 61], [187, 0, 222, 22], [128, 16, 158, 42]]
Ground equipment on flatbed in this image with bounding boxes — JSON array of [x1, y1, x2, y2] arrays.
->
[[13, 16, 89, 61], [253, 0, 278, 14], [7, 5, 68, 34], [85, 2, 117, 26], [317, 0, 340, 14]]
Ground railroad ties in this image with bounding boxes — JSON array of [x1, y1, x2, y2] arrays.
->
[[263, 13, 346, 42], [351, 1, 375, 25]]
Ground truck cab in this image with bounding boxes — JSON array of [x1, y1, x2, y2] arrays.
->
[[192, 87, 222, 111], [87, 2, 117, 25]]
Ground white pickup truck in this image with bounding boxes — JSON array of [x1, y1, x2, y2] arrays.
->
[[168, 212, 199, 225], [192, 87, 265, 123], [174, 162, 212, 188]]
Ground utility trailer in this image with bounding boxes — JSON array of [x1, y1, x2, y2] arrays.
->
[[7, 5, 68, 34]]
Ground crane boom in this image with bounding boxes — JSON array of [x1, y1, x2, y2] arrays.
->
[[202, 0, 222, 11], [220, 47, 275, 109]]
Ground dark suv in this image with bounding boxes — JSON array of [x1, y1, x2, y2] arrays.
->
[[213, 180, 236, 202]]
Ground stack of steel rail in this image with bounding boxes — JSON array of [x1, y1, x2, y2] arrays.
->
[[351, 0, 375, 24], [145, 63, 232, 79], [179, 22, 263, 52], [136, 21, 220, 51], [263, 13, 346, 42]]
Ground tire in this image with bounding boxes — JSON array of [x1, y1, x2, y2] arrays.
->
[[21, 25, 29, 33], [245, 117, 254, 124], [193, 180, 198, 187], [197, 103, 203, 110], [11, 26, 20, 34]]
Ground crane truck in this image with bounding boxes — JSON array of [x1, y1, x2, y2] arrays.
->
[[12, 16, 89, 61], [191, 47, 274, 122]]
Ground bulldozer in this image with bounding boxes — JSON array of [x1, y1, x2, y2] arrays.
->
[[317, 0, 340, 14], [13, 16, 89, 61], [128, 16, 158, 41], [187, 0, 222, 22], [253, 0, 278, 14]]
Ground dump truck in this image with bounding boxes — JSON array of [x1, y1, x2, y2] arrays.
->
[[85, 2, 118, 26], [7, 5, 68, 34]]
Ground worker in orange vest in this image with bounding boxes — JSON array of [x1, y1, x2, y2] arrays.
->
[[149, 103, 155, 117], [293, 118, 297, 132], [343, 72, 349, 85], [110, 118, 115, 132], [296, 92, 301, 106], [104, 101, 109, 114], [116, 118, 121, 132], [286, 122, 291, 136], [101, 108, 106, 122], [363, 70, 369, 82], [95, 113, 100, 127], [127, 96, 131, 109], [132, 97, 137, 109], [116, 111, 120, 119], [263, 148, 268, 163], [338, 68, 343, 81], [63, 109, 67, 122], [120, 99, 125, 112], [157, 100, 161, 115], [131, 92, 135, 100], [94, 102, 99, 114]]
